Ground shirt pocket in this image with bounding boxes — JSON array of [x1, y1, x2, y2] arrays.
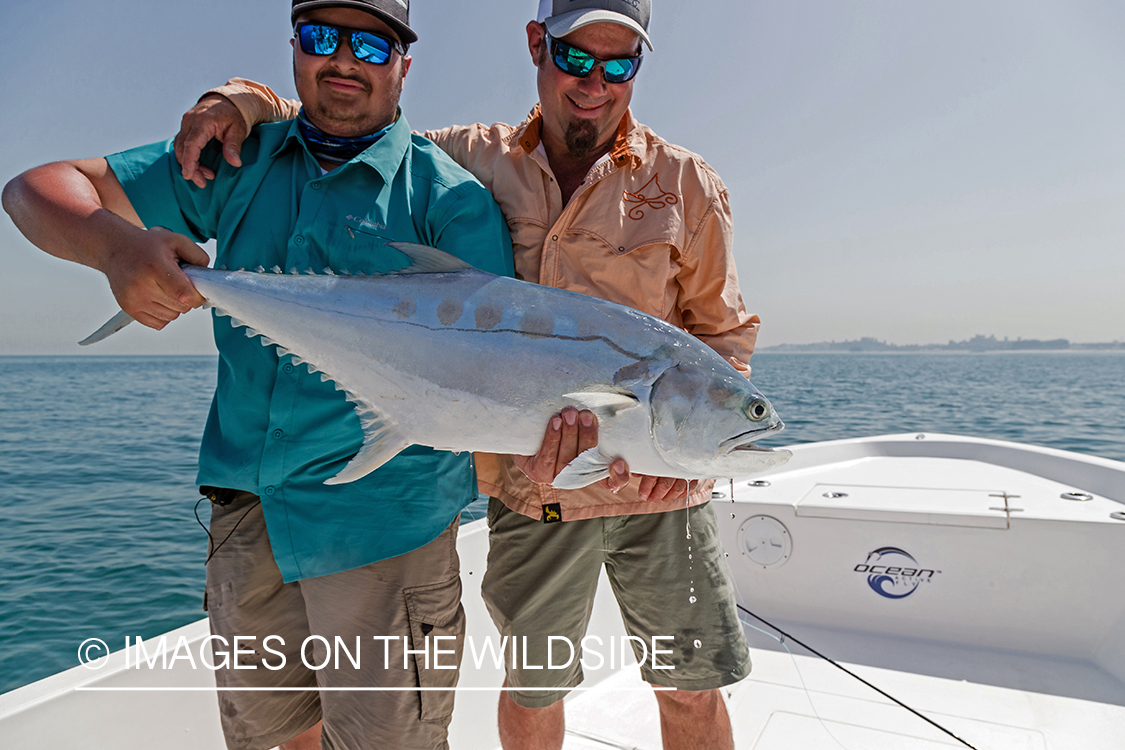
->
[[324, 220, 412, 274], [557, 229, 681, 321]]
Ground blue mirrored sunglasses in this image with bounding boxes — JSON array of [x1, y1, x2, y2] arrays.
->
[[546, 32, 642, 84], [296, 23, 406, 65]]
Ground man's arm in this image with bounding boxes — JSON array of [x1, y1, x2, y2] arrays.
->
[[677, 188, 760, 375], [174, 79, 298, 188], [2, 159, 208, 330]]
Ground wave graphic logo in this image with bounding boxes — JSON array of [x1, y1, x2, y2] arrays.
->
[[854, 547, 939, 599]]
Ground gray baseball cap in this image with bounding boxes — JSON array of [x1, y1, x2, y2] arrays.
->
[[537, 0, 652, 51], [292, 0, 417, 45]]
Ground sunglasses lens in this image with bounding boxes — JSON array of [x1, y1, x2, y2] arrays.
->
[[554, 42, 595, 77], [603, 58, 636, 83], [352, 31, 393, 64], [299, 24, 339, 56]]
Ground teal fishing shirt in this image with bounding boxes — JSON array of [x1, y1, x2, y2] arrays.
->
[[107, 114, 514, 581]]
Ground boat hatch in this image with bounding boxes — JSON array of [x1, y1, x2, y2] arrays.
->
[[796, 484, 1012, 529]]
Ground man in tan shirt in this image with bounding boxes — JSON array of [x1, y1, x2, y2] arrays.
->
[[175, 1, 760, 748]]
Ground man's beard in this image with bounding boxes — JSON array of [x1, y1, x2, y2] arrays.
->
[[563, 118, 600, 158]]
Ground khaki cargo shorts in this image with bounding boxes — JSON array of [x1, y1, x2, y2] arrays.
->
[[205, 491, 464, 750], [482, 498, 750, 708]]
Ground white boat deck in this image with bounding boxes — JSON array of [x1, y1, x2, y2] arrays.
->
[[2, 434, 1123, 749], [563, 639, 1125, 750]]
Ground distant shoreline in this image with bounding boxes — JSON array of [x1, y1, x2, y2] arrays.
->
[[759, 335, 1125, 353], [4, 335, 1125, 358]]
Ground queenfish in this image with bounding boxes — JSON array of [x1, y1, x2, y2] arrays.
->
[[83, 242, 791, 488]]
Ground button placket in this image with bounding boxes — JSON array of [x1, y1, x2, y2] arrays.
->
[[541, 163, 612, 287], [288, 175, 329, 267]]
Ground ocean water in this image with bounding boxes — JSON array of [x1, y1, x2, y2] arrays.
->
[[1, 352, 1123, 695]]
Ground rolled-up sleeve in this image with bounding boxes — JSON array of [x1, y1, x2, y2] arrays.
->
[[208, 78, 300, 129]]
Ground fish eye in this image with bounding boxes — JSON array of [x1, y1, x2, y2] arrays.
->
[[746, 399, 769, 422]]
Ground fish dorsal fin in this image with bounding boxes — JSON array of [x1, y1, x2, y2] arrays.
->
[[386, 241, 474, 274], [553, 447, 614, 490], [325, 407, 410, 485], [562, 390, 642, 422]]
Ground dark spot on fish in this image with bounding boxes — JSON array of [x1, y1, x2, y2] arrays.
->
[[614, 360, 651, 384], [393, 297, 416, 319], [474, 301, 503, 330], [437, 299, 464, 326], [520, 309, 555, 336]]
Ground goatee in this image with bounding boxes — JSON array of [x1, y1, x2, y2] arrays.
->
[[563, 119, 600, 158]]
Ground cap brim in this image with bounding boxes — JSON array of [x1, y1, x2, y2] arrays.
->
[[544, 10, 653, 51], [292, 1, 417, 44]]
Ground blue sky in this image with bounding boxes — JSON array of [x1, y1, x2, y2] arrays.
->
[[3, 0, 1123, 354]]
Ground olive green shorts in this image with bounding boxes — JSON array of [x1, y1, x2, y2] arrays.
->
[[205, 491, 464, 750], [482, 498, 751, 708]]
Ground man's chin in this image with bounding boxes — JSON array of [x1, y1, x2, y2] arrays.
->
[[564, 120, 601, 158], [307, 104, 379, 135]]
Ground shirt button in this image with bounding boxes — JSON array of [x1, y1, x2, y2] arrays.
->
[[273, 429, 284, 439], [311, 181, 322, 190], [283, 363, 295, 374], [294, 235, 305, 245], [264, 486, 276, 496]]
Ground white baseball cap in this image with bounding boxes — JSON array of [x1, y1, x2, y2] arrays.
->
[[536, 0, 653, 51]]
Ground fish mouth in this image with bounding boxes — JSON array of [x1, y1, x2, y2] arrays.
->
[[721, 420, 786, 453]]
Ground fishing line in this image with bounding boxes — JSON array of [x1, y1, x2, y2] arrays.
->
[[194, 495, 262, 565], [737, 604, 979, 750], [738, 617, 851, 750]]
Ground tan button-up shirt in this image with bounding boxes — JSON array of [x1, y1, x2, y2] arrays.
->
[[219, 82, 761, 521]]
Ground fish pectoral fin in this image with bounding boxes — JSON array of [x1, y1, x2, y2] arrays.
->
[[614, 358, 677, 388], [386, 241, 475, 274], [325, 411, 410, 485], [552, 447, 614, 490], [78, 310, 136, 346], [562, 390, 641, 421]]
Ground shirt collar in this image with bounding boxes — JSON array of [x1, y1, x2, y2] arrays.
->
[[273, 109, 412, 184], [514, 105, 644, 169]]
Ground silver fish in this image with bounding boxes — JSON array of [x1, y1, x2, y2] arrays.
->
[[83, 242, 790, 488]]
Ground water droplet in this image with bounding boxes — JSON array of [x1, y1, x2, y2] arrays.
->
[[688, 554, 693, 560], [689, 596, 697, 604], [694, 639, 702, 649], [690, 587, 695, 593]]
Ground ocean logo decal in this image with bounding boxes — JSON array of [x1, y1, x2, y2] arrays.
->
[[854, 547, 940, 599], [623, 175, 678, 220]]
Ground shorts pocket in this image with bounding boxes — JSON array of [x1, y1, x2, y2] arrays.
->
[[404, 575, 466, 723]]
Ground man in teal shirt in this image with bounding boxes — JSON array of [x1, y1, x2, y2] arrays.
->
[[2, 2, 512, 749]]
